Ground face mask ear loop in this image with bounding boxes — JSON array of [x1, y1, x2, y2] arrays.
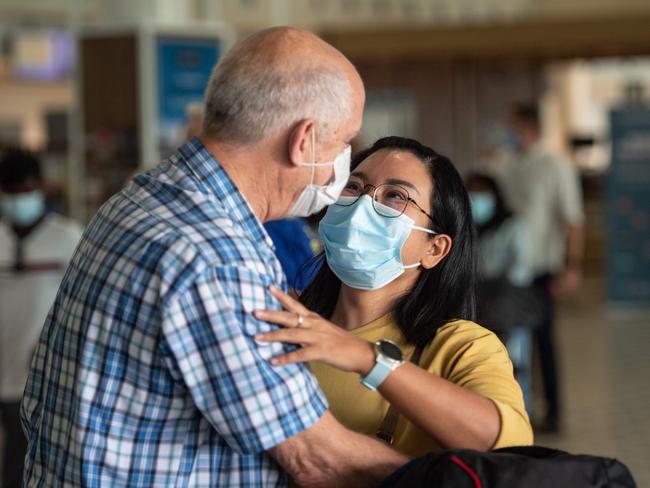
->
[[403, 226, 438, 269], [412, 225, 437, 235]]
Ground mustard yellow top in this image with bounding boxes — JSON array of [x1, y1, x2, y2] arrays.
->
[[310, 314, 533, 457]]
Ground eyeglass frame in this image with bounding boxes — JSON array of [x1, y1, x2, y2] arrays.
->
[[337, 182, 435, 223]]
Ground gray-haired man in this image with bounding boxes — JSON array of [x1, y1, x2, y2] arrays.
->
[[21, 28, 407, 487]]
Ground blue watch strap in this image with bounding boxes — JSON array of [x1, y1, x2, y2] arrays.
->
[[360, 361, 393, 391]]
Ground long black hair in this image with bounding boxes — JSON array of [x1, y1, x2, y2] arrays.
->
[[298, 136, 477, 349], [465, 173, 513, 237]]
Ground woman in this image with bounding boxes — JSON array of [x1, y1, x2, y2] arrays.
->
[[466, 173, 541, 414], [254, 137, 533, 457]]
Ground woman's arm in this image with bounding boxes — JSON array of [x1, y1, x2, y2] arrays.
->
[[254, 286, 519, 452], [375, 361, 500, 451]]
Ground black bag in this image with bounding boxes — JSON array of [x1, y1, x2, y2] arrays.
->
[[477, 278, 544, 334], [379, 446, 636, 488]]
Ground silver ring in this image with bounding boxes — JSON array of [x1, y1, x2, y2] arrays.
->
[[296, 313, 305, 327]]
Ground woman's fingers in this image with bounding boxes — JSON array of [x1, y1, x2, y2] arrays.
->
[[255, 328, 315, 345], [270, 347, 318, 366], [253, 309, 308, 328], [269, 285, 310, 314]]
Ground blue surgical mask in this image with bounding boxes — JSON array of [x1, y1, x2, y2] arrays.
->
[[0, 190, 46, 226], [469, 192, 496, 225], [319, 195, 436, 290]]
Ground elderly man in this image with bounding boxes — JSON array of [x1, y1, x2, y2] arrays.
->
[[20, 28, 407, 487]]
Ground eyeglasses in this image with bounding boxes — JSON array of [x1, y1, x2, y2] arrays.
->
[[337, 181, 435, 221]]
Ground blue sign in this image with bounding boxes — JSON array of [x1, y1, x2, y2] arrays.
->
[[607, 107, 650, 305], [157, 36, 220, 155]]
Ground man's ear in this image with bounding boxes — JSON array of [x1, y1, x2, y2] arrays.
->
[[421, 234, 452, 270], [288, 119, 315, 167]]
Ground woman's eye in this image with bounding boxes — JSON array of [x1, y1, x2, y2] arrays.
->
[[345, 181, 363, 192], [386, 190, 406, 201]]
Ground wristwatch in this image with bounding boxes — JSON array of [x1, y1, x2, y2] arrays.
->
[[360, 339, 405, 391]]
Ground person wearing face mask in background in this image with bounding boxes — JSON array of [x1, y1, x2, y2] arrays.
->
[[20, 28, 411, 488], [466, 173, 542, 417], [0, 148, 82, 488], [499, 103, 585, 434], [255, 137, 533, 458]]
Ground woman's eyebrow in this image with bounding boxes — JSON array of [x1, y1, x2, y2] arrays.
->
[[384, 178, 421, 196], [350, 171, 368, 180]]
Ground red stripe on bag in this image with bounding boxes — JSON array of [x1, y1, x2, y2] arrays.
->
[[451, 455, 483, 488]]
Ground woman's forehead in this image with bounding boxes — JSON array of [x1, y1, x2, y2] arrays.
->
[[354, 149, 431, 185]]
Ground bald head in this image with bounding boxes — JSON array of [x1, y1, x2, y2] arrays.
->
[[202, 27, 363, 145], [235, 27, 349, 67]]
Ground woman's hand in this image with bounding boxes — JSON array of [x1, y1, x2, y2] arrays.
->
[[254, 286, 376, 375]]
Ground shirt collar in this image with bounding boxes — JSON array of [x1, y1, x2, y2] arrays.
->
[[178, 137, 273, 249]]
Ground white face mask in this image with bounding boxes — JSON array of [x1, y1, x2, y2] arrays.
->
[[287, 129, 351, 218]]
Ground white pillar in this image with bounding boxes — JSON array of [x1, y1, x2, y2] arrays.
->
[[98, 0, 196, 26]]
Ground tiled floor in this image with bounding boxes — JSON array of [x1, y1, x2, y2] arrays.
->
[[1, 271, 648, 486], [535, 270, 650, 487]]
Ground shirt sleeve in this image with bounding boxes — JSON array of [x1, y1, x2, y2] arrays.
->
[[553, 157, 584, 226], [439, 323, 534, 449], [161, 263, 328, 454], [20, 320, 48, 437]]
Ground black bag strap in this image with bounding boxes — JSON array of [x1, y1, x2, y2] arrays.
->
[[14, 235, 25, 272], [375, 343, 426, 445]]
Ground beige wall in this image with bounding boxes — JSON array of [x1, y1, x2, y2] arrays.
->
[[223, 0, 650, 32], [354, 60, 543, 172], [3, 0, 650, 33], [533, 0, 650, 19], [0, 79, 72, 149]]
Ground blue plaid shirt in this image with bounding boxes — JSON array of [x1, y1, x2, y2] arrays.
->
[[20, 139, 328, 487]]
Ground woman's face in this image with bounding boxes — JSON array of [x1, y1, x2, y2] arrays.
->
[[350, 148, 438, 271]]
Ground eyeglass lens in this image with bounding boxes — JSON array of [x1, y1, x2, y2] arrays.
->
[[339, 181, 410, 217]]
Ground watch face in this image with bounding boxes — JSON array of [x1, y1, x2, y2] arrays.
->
[[378, 340, 403, 361]]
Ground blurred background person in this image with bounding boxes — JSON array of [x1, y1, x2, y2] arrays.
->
[[467, 173, 542, 416], [498, 103, 585, 433], [0, 149, 82, 487]]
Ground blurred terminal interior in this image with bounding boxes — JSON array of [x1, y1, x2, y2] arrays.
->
[[0, 0, 649, 485], [1, 0, 650, 266]]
